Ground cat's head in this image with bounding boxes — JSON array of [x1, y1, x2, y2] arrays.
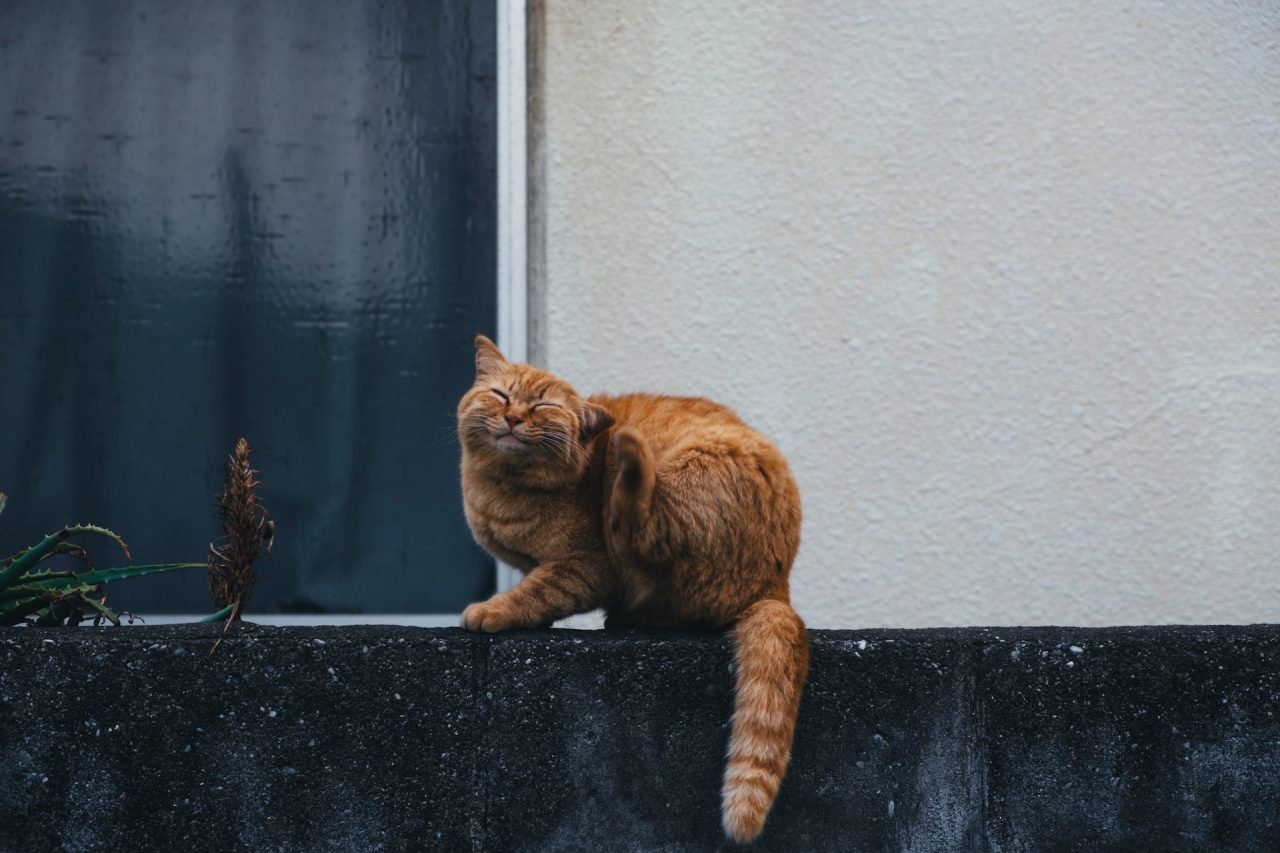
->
[[457, 335, 613, 470]]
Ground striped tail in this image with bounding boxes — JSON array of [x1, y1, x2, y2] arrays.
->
[[721, 598, 810, 843]]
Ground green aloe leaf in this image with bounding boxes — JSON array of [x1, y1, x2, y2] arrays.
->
[[83, 596, 120, 627], [2, 564, 201, 607], [35, 598, 78, 627], [0, 582, 96, 610], [4, 562, 201, 598], [0, 525, 130, 593], [1, 563, 203, 618], [201, 603, 237, 623], [0, 596, 55, 627], [71, 562, 205, 587]]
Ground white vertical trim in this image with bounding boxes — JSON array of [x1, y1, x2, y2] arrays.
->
[[495, 0, 527, 593], [497, 0, 528, 365]]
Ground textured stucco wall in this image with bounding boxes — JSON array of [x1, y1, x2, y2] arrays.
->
[[532, 1, 1280, 628]]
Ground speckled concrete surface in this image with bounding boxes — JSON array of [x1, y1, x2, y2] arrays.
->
[[531, 1, 1280, 628], [3, 624, 1280, 851]]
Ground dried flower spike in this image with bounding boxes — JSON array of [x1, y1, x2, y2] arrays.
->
[[207, 438, 272, 620]]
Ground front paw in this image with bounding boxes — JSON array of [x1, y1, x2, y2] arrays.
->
[[461, 599, 520, 633]]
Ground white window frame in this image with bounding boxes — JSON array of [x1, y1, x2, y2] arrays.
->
[[142, 1, 526, 628], [493, 0, 528, 600]]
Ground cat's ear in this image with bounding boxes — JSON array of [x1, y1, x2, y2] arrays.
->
[[579, 403, 614, 441], [474, 334, 508, 379]]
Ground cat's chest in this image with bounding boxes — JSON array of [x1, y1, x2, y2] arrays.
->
[[463, 487, 571, 566]]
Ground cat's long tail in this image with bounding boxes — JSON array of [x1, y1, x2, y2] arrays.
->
[[721, 598, 810, 843]]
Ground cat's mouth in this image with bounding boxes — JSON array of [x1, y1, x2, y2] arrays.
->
[[494, 429, 530, 449]]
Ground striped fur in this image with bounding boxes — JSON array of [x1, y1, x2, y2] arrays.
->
[[458, 336, 808, 843], [723, 599, 809, 842]]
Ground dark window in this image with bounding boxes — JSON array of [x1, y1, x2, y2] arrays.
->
[[0, 1, 497, 614]]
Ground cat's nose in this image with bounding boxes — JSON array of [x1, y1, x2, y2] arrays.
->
[[505, 413, 524, 428]]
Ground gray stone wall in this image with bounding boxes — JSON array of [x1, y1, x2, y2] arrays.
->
[[2, 624, 1279, 850]]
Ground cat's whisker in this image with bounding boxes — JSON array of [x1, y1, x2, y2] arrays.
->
[[537, 426, 581, 462], [427, 431, 462, 449]]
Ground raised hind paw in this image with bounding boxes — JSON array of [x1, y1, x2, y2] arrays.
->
[[613, 427, 650, 487], [609, 427, 655, 538]]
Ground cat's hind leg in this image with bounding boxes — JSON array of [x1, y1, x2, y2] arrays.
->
[[609, 426, 684, 565], [611, 426, 656, 526]]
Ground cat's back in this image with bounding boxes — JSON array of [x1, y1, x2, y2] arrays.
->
[[596, 392, 738, 427], [595, 392, 741, 439], [593, 392, 787, 466]]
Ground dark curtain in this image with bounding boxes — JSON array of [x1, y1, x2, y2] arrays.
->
[[0, 0, 497, 613]]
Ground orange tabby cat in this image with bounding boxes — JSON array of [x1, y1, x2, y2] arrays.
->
[[457, 335, 808, 843]]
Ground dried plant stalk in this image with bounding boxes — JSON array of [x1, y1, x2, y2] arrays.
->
[[207, 438, 273, 620]]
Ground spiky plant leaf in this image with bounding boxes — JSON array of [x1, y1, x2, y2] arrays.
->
[[0, 596, 58, 627], [72, 562, 205, 587], [82, 596, 120, 626], [0, 582, 96, 609], [0, 563, 201, 607], [35, 597, 80, 627], [200, 603, 236, 623], [0, 525, 130, 593]]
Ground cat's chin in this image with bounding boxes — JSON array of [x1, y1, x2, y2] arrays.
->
[[493, 433, 530, 452]]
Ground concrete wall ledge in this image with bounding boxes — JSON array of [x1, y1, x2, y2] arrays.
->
[[3, 624, 1279, 851]]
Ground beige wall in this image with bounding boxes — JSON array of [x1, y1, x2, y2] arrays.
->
[[531, 1, 1280, 628]]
